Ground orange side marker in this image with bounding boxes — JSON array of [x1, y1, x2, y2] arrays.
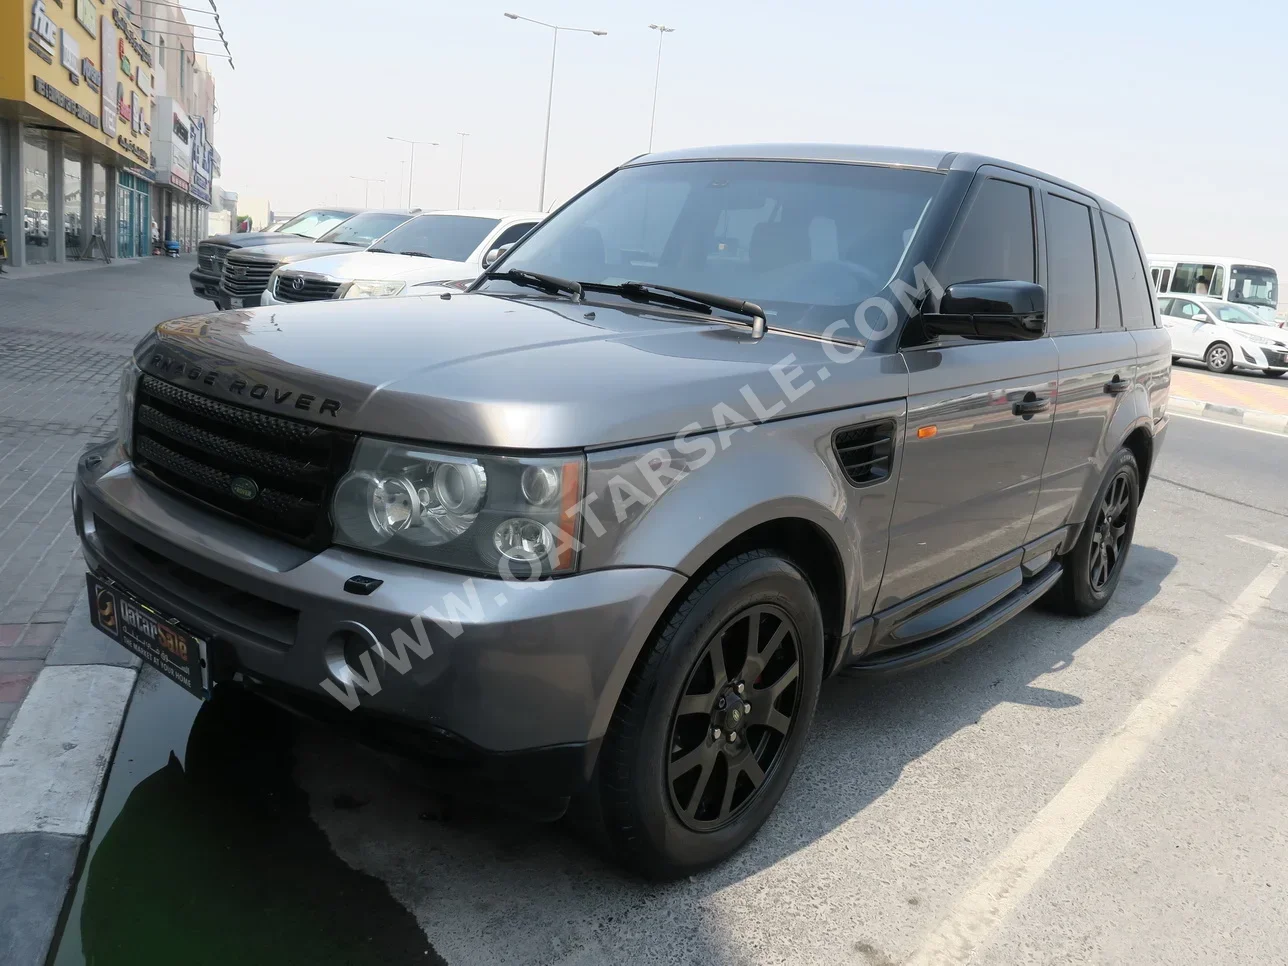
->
[[917, 425, 938, 439]]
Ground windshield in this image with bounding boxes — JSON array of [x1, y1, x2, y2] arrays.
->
[[317, 212, 414, 247], [489, 160, 945, 338], [1228, 265, 1278, 308], [369, 214, 500, 260], [1204, 300, 1272, 325], [275, 208, 354, 239]]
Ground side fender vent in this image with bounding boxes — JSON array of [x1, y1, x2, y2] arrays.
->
[[832, 420, 896, 487]]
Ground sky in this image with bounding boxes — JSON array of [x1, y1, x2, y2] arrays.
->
[[203, 0, 1287, 275]]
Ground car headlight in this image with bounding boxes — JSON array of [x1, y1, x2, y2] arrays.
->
[[342, 279, 406, 299], [1241, 332, 1275, 346], [118, 359, 141, 458], [332, 438, 584, 577]]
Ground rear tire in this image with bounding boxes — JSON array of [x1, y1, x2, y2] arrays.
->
[[1049, 448, 1140, 616], [1205, 342, 1234, 373], [593, 550, 823, 879]]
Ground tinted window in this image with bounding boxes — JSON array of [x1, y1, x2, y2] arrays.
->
[[371, 214, 501, 261], [317, 212, 413, 247], [1157, 297, 1175, 316], [491, 221, 537, 250], [494, 160, 946, 339], [1103, 214, 1155, 329], [1045, 195, 1098, 335], [1171, 261, 1219, 295], [1094, 214, 1122, 329], [939, 178, 1035, 287]]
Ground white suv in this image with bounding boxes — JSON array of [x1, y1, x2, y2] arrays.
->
[[262, 210, 543, 304], [1159, 295, 1288, 376]]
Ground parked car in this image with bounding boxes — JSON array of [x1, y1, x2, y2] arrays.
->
[[260, 210, 542, 304], [1159, 294, 1288, 376], [190, 208, 361, 307], [215, 210, 420, 310], [78, 144, 1168, 878]]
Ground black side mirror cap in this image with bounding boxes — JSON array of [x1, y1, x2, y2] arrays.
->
[[921, 280, 1047, 341]]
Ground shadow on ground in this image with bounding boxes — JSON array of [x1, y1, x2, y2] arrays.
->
[[58, 546, 1175, 966]]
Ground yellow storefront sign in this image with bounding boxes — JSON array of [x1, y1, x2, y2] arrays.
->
[[0, 0, 153, 167]]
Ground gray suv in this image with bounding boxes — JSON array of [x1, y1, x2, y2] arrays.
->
[[75, 144, 1169, 878]]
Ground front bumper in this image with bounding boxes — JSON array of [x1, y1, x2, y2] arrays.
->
[[188, 268, 223, 303], [216, 282, 264, 309], [74, 442, 684, 795]]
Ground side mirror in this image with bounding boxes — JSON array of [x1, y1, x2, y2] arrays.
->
[[920, 280, 1047, 341], [482, 243, 514, 269]]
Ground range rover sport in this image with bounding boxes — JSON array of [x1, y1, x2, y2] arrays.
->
[[76, 144, 1169, 878]]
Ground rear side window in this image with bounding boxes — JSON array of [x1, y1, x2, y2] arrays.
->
[[1093, 214, 1122, 329], [1157, 297, 1175, 315], [939, 178, 1036, 287], [1103, 214, 1155, 330], [1044, 194, 1098, 335]]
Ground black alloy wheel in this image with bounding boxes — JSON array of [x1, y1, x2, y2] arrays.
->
[[667, 605, 802, 832], [1089, 471, 1132, 592]]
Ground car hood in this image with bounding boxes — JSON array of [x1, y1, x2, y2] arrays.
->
[[228, 242, 361, 265], [285, 250, 477, 284], [1227, 323, 1288, 347], [134, 294, 906, 449], [202, 232, 312, 249]]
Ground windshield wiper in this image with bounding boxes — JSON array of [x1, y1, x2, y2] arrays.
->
[[582, 281, 766, 339], [367, 247, 394, 254], [484, 269, 583, 301], [401, 251, 438, 259]]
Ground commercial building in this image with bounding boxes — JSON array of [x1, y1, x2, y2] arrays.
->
[[1, 0, 221, 268], [1, 0, 157, 265]]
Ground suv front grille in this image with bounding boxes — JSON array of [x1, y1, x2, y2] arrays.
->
[[198, 243, 231, 275], [221, 253, 279, 297], [131, 374, 357, 548], [274, 273, 342, 302], [832, 420, 896, 487]]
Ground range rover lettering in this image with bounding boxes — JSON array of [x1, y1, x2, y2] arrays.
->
[[78, 144, 1169, 878]]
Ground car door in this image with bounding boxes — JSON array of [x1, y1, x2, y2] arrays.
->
[[878, 171, 1057, 609], [1169, 297, 1214, 356], [1028, 192, 1139, 540]]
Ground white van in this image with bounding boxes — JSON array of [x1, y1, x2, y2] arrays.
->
[[1147, 254, 1279, 323]]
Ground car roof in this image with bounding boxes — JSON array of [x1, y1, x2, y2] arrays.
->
[[413, 209, 545, 221], [1148, 254, 1276, 269], [625, 143, 1131, 220]]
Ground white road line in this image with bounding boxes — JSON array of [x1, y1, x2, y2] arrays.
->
[[1231, 534, 1288, 555], [905, 543, 1288, 966], [1170, 411, 1288, 439]]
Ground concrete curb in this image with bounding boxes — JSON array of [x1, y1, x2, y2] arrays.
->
[[0, 599, 139, 966], [1170, 396, 1288, 434]]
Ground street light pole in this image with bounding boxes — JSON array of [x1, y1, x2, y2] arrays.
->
[[348, 176, 384, 207], [647, 24, 674, 152], [504, 12, 606, 211], [386, 136, 439, 208], [456, 132, 470, 208]]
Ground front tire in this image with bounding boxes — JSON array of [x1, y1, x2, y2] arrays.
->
[[1205, 342, 1234, 373], [594, 550, 824, 879], [1050, 448, 1140, 616]]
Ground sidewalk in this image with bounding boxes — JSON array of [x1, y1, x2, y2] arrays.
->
[[0, 256, 208, 737], [1170, 366, 1288, 417]]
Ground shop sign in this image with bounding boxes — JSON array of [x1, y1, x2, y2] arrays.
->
[[118, 38, 131, 78], [100, 14, 117, 138], [110, 7, 153, 68], [81, 57, 101, 93], [116, 81, 128, 123], [130, 90, 144, 135], [60, 29, 81, 84], [75, 0, 96, 37], [169, 172, 191, 192], [118, 134, 149, 165], [33, 76, 99, 129], [29, 0, 58, 64], [135, 65, 151, 97]]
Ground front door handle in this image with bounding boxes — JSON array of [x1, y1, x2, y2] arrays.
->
[[1104, 375, 1130, 395], [1012, 393, 1050, 419]]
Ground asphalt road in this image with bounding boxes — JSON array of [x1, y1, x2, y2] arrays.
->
[[51, 414, 1288, 966]]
